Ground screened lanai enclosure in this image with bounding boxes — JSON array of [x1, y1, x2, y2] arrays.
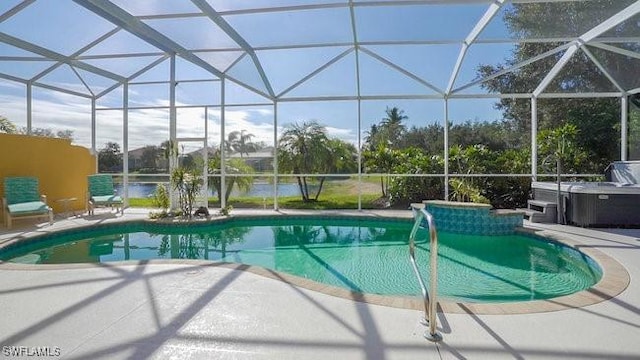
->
[[2, 0, 640, 210]]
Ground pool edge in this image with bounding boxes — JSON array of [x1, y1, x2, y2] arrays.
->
[[0, 214, 630, 315]]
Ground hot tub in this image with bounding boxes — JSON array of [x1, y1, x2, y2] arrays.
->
[[532, 181, 640, 227]]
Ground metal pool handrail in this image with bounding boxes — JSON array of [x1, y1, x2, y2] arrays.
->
[[409, 208, 442, 342]]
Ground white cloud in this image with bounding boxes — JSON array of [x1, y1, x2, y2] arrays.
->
[[1, 83, 359, 152]]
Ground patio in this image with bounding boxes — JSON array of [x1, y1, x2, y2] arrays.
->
[[2, 1, 640, 359], [0, 210, 639, 359]]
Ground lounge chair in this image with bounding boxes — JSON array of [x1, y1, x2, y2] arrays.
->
[[87, 174, 123, 215], [3, 176, 53, 229]]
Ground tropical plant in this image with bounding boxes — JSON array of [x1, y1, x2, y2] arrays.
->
[[226, 130, 258, 157], [362, 145, 399, 197], [208, 150, 255, 204], [538, 124, 588, 223], [152, 183, 170, 209], [387, 147, 444, 205], [364, 107, 408, 150], [171, 167, 204, 218], [449, 178, 490, 204], [379, 107, 407, 148], [277, 121, 331, 202]]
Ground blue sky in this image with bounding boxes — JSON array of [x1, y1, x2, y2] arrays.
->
[[0, 1, 520, 151]]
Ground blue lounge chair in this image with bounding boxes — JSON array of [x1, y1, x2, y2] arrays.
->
[[87, 174, 123, 215], [3, 177, 53, 229]]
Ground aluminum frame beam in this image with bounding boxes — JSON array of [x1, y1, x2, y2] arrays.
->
[[534, 1, 640, 96], [446, 0, 506, 95], [73, 1, 224, 79], [0, 32, 124, 82], [190, 0, 275, 98]]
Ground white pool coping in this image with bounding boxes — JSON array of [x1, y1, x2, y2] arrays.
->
[[0, 208, 638, 359]]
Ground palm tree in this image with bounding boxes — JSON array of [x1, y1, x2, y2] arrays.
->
[[278, 121, 331, 202], [380, 107, 407, 148], [226, 130, 256, 157], [208, 149, 255, 204], [363, 124, 380, 151]]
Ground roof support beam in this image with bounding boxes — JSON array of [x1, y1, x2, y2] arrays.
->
[[190, 0, 275, 98], [359, 47, 443, 94], [73, 0, 224, 79], [533, 44, 578, 97], [32, 27, 122, 83], [588, 42, 640, 61], [95, 55, 169, 99], [0, 72, 28, 84], [278, 48, 354, 98], [581, 47, 624, 92], [452, 43, 572, 94], [32, 81, 93, 98], [0, 0, 35, 23], [446, 0, 506, 95], [75, 0, 273, 100], [0, 32, 124, 82], [534, 0, 640, 96]]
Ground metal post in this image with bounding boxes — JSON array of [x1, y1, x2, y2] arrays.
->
[[273, 100, 279, 210], [123, 82, 129, 207], [169, 54, 178, 210], [204, 106, 209, 208], [26, 82, 32, 134], [621, 94, 628, 161], [357, 98, 362, 211], [531, 96, 538, 181], [443, 98, 449, 200], [91, 98, 97, 172], [220, 77, 226, 209]]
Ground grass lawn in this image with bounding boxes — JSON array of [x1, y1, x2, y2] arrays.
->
[[129, 178, 385, 210]]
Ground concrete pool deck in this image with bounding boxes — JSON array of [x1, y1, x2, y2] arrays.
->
[[0, 208, 639, 359]]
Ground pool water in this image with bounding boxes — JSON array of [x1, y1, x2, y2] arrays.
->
[[0, 217, 602, 303]]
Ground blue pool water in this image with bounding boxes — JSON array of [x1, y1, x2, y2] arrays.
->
[[0, 216, 602, 303]]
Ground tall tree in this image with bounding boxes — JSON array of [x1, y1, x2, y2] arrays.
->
[[140, 145, 160, 169], [98, 142, 123, 173], [278, 121, 356, 202], [380, 107, 408, 148], [208, 150, 255, 204], [478, 1, 638, 172], [226, 130, 257, 157], [364, 107, 408, 150]]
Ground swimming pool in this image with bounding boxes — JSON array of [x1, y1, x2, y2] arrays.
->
[[0, 216, 602, 303]]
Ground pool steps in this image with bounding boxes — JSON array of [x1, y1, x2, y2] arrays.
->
[[523, 200, 557, 223]]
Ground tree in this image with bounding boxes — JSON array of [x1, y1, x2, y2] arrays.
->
[[278, 121, 355, 202], [159, 140, 178, 172], [538, 124, 588, 223], [365, 107, 408, 150], [0, 116, 16, 134], [362, 146, 399, 197], [140, 145, 160, 170], [56, 130, 74, 140], [380, 107, 407, 148], [208, 150, 255, 204], [478, 1, 636, 172], [98, 142, 123, 173], [226, 130, 257, 157]]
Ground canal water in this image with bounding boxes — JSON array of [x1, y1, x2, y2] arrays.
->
[[115, 183, 309, 198]]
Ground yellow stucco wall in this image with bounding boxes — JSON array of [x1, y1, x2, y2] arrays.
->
[[0, 133, 96, 215]]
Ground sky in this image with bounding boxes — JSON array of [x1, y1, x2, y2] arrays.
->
[[0, 0, 533, 153]]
